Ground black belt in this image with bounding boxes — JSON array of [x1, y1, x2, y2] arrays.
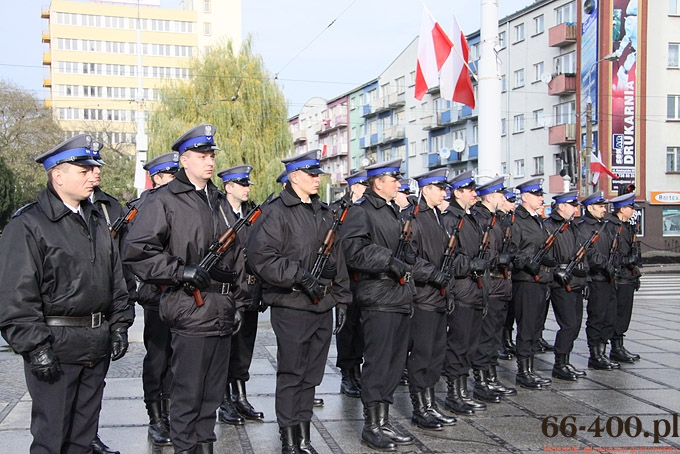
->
[[540, 265, 554, 273], [357, 272, 409, 283], [204, 283, 232, 294], [45, 312, 104, 328], [489, 271, 507, 278]]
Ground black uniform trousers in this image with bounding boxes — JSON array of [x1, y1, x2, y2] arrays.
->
[[25, 357, 109, 454], [335, 301, 364, 370], [142, 308, 173, 401], [228, 310, 259, 381], [360, 310, 410, 407], [513, 281, 549, 358], [445, 305, 483, 378], [504, 297, 516, 331], [271, 307, 333, 428], [407, 308, 447, 393], [472, 295, 508, 370], [585, 281, 617, 346], [170, 334, 230, 451], [550, 287, 582, 355], [614, 283, 635, 340]]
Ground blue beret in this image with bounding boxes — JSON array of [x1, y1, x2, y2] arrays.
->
[[276, 170, 288, 185], [449, 170, 476, 190], [398, 178, 412, 194], [582, 191, 608, 206], [610, 193, 639, 210], [282, 150, 324, 174], [516, 178, 544, 194], [218, 164, 254, 185], [346, 170, 368, 186], [414, 168, 448, 188], [171, 124, 220, 154], [365, 159, 402, 178], [476, 176, 506, 196], [504, 188, 517, 201], [144, 152, 180, 176], [35, 134, 102, 170], [552, 190, 580, 205]]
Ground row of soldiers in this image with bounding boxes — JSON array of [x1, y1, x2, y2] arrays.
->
[[0, 124, 641, 454]]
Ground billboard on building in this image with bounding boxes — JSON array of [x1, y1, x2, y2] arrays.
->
[[581, 3, 599, 125], [609, 0, 639, 194]]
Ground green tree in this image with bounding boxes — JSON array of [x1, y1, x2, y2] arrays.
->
[[148, 37, 293, 202], [0, 80, 64, 211], [0, 156, 16, 231]]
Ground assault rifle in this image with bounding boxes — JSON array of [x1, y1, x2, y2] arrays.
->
[[186, 193, 273, 306], [606, 223, 624, 283], [110, 202, 138, 238], [499, 212, 515, 279], [555, 220, 609, 291], [472, 213, 496, 288], [307, 194, 351, 303], [394, 193, 422, 284], [529, 215, 571, 282], [630, 229, 642, 276], [439, 216, 464, 296]]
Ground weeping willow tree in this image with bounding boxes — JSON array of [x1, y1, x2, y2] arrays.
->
[[148, 37, 293, 202]]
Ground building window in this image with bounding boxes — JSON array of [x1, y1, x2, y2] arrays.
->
[[554, 51, 576, 74], [534, 15, 544, 35], [514, 23, 525, 43], [672, 0, 679, 14], [396, 76, 405, 94], [501, 118, 507, 136], [514, 69, 525, 88], [533, 156, 544, 175], [409, 71, 416, 86], [203, 0, 211, 13], [534, 61, 544, 82], [514, 114, 525, 133], [514, 159, 525, 177], [409, 141, 416, 157], [204, 22, 211, 36], [472, 125, 479, 144], [669, 44, 679, 68], [555, 2, 575, 24], [498, 31, 506, 49], [421, 138, 428, 154], [668, 95, 680, 119], [501, 74, 507, 92], [533, 109, 544, 129], [501, 162, 507, 174], [554, 101, 576, 125], [668, 147, 680, 172], [409, 106, 416, 122]]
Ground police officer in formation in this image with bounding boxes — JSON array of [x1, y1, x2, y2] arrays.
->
[[0, 134, 134, 454], [124, 125, 247, 453], [544, 191, 588, 381], [470, 177, 517, 400], [500, 188, 519, 360], [335, 170, 369, 399], [216, 165, 266, 426], [134, 151, 180, 447], [246, 150, 351, 454]]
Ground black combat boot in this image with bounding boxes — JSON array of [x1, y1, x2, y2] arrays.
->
[[361, 404, 396, 452], [472, 369, 501, 403], [145, 400, 172, 446], [410, 390, 443, 430], [444, 376, 475, 415], [539, 337, 555, 352], [610, 338, 637, 363], [528, 356, 552, 385], [486, 365, 517, 396], [296, 421, 318, 454], [231, 379, 264, 420], [352, 364, 363, 389], [279, 425, 299, 454], [459, 375, 487, 410], [90, 435, 119, 454], [515, 357, 542, 389], [197, 442, 213, 454], [564, 353, 586, 377], [218, 392, 244, 425], [424, 387, 456, 426], [502, 328, 516, 355], [588, 344, 613, 370], [313, 397, 324, 407], [619, 337, 640, 361], [161, 396, 171, 432], [601, 343, 620, 369], [340, 368, 361, 398], [552, 353, 578, 381], [378, 402, 414, 445]]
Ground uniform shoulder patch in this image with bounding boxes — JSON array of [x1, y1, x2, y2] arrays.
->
[[12, 202, 37, 218]]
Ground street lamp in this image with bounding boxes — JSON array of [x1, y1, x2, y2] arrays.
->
[[582, 52, 618, 196]]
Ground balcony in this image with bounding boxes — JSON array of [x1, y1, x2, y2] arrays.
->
[[548, 123, 576, 145], [316, 115, 349, 135], [428, 153, 444, 169], [334, 114, 348, 127], [44, 98, 52, 108], [422, 114, 445, 131], [293, 130, 307, 143], [371, 97, 390, 114], [548, 73, 576, 95], [361, 103, 374, 117], [42, 30, 50, 43], [549, 22, 577, 47], [377, 125, 405, 144], [468, 144, 478, 159], [42, 53, 51, 66], [43, 78, 52, 88], [41, 6, 50, 18], [388, 92, 405, 107]]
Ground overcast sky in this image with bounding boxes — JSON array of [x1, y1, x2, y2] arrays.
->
[[0, 0, 533, 114]]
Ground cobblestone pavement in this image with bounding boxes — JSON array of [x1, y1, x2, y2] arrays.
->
[[1, 272, 680, 453]]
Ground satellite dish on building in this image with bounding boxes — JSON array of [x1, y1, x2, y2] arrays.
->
[[439, 147, 451, 159], [452, 139, 465, 153], [361, 157, 370, 167], [541, 73, 553, 84]]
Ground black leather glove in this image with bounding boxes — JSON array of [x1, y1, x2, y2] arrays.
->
[[257, 300, 268, 313], [321, 263, 337, 280], [29, 344, 62, 383], [401, 243, 417, 265], [428, 270, 451, 289], [446, 294, 455, 315], [497, 253, 513, 268], [333, 306, 347, 335], [233, 309, 244, 335], [540, 256, 557, 267], [470, 257, 489, 274], [554, 269, 571, 287], [524, 261, 540, 277], [181, 264, 211, 291], [110, 328, 128, 361], [582, 285, 591, 300], [297, 269, 326, 302], [388, 258, 411, 281]]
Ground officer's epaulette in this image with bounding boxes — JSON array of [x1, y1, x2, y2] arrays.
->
[[354, 197, 366, 205], [12, 202, 37, 218]]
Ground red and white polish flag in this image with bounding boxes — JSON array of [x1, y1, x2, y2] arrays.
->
[[414, 8, 453, 100], [590, 152, 618, 185], [440, 14, 475, 109]]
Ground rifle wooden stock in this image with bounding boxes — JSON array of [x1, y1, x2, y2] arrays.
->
[[440, 217, 464, 295], [531, 215, 571, 282], [474, 214, 496, 288], [110, 206, 138, 238], [500, 212, 515, 279], [395, 195, 421, 285], [607, 223, 623, 283]]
